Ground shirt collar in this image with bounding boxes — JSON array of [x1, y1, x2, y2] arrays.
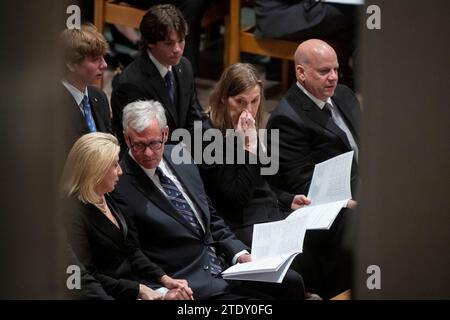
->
[[296, 81, 332, 109], [128, 149, 166, 178], [147, 50, 172, 78], [62, 79, 88, 106]]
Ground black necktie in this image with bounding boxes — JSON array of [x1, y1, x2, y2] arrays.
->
[[324, 102, 359, 161], [324, 102, 333, 118], [164, 70, 175, 104], [155, 167, 223, 275]]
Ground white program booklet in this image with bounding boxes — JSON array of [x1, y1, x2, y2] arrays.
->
[[222, 151, 354, 283]]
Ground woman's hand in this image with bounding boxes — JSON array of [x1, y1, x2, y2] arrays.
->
[[163, 288, 195, 300], [291, 195, 311, 210], [236, 110, 257, 154], [159, 275, 194, 300], [159, 275, 187, 289], [138, 284, 163, 300]]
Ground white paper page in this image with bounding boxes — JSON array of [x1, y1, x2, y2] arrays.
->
[[222, 252, 293, 276], [288, 200, 348, 229], [273, 253, 298, 283], [223, 271, 280, 282], [307, 151, 354, 205], [251, 214, 308, 260], [223, 253, 299, 283], [317, 0, 364, 5]]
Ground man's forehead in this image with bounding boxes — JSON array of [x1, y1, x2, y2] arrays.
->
[[313, 61, 339, 69], [127, 126, 162, 140], [165, 29, 183, 41]]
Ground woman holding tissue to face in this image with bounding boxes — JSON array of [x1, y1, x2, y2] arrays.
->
[[200, 63, 352, 299], [199, 63, 311, 246]]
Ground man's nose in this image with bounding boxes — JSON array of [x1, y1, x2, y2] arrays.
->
[[100, 56, 107, 69], [174, 42, 183, 53], [329, 69, 338, 80], [143, 146, 154, 156]]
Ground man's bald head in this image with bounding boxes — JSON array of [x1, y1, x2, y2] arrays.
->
[[294, 39, 336, 66], [294, 39, 339, 101]]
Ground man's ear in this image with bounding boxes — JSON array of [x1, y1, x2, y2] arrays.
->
[[296, 64, 306, 83], [162, 126, 169, 143], [124, 133, 131, 148], [66, 62, 76, 73]]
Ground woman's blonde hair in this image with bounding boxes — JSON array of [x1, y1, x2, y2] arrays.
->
[[62, 133, 120, 204], [207, 63, 264, 134]]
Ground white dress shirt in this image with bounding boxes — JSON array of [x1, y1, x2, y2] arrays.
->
[[296, 81, 359, 162], [61, 80, 88, 115]]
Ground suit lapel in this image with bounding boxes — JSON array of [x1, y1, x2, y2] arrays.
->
[[288, 85, 352, 150], [106, 194, 128, 238], [172, 63, 188, 127], [331, 91, 359, 141], [61, 83, 88, 136], [87, 87, 106, 132], [140, 55, 179, 126], [163, 150, 211, 231], [123, 154, 202, 237], [85, 202, 125, 248]]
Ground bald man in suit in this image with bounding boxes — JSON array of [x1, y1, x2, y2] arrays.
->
[[267, 39, 360, 298]]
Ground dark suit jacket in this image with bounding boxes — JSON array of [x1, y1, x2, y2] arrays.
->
[[60, 83, 113, 155], [199, 135, 291, 247], [65, 244, 114, 300], [112, 146, 249, 300], [254, 0, 354, 40], [267, 84, 360, 196], [111, 54, 204, 148], [63, 195, 165, 300]]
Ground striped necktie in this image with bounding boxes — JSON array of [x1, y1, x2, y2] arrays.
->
[[155, 167, 223, 275]]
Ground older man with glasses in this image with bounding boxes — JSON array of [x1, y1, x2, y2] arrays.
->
[[112, 99, 306, 300]]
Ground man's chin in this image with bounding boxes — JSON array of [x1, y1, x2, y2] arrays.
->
[[142, 160, 159, 169], [171, 57, 182, 65], [324, 87, 336, 97]]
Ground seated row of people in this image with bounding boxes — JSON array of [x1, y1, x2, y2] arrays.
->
[[62, 112, 305, 300], [59, 4, 360, 299]]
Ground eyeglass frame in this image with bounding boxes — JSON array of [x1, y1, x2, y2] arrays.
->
[[125, 127, 168, 153], [126, 135, 164, 153], [129, 140, 164, 152]]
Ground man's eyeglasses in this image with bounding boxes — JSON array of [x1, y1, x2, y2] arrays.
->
[[130, 140, 163, 152]]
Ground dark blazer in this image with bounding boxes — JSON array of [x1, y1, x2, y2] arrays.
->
[[254, 0, 355, 40], [267, 84, 361, 196], [112, 146, 249, 300], [65, 244, 114, 300], [64, 195, 165, 300], [111, 54, 205, 148], [199, 136, 291, 247], [60, 83, 113, 154]]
